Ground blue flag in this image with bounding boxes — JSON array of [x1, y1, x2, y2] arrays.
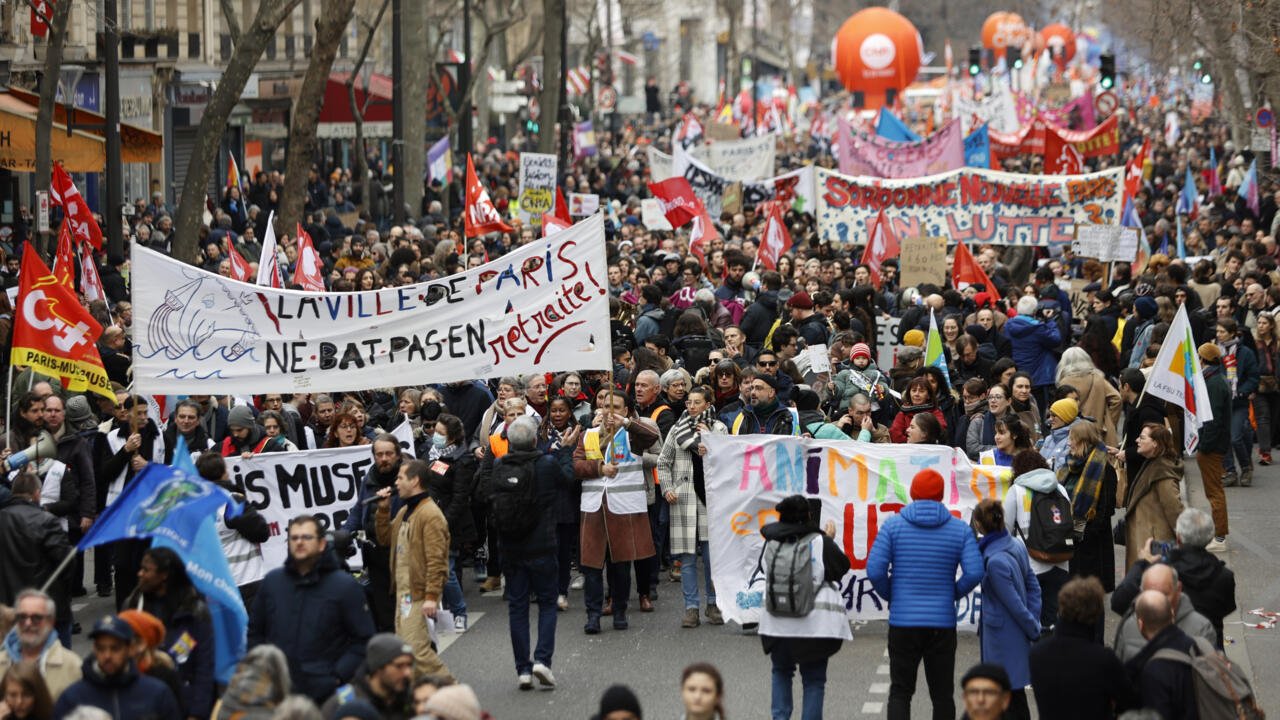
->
[[1175, 214, 1186, 259], [1177, 164, 1198, 218], [964, 125, 991, 168], [875, 108, 921, 142], [80, 435, 248, 683]]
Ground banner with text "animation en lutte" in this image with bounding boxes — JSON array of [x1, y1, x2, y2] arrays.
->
[[703, 434, 1006, 630], [814, 165, 1123, 246], [131, 214, 612, 395]]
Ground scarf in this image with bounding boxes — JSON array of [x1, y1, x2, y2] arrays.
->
[[1011, 397, 1032, 414], [964, 397, 985, 417], [672, 408, 716, 451], [428, 442, 460, 462], [1220, 338, 1241, 395], [1058, 443, 1108, 523]]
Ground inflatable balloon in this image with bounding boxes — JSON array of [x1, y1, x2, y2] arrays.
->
[[832, 7, 923, 110], [1038, 23, 1076, 66], [982, 12, 1032, 59]]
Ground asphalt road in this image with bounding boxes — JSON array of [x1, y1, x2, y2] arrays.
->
[[65, 456, 1275, 719]]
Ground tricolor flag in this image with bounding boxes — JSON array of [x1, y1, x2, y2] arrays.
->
[[925, 311, 952, 390], [1207, 147, 1222, 197], [227, 153, 244, 197], [1144, 304, 1213, 452], [1239, 158, 1260, 218]]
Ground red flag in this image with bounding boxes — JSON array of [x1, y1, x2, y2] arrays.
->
[[465, 154, 513, 238], [756, 202, 792, 270], [952, 241, 994, 292], [647, 177, 702, 227], [226, 243, 253, 282], [553, 188, 572, 225], [30, 0, 50, 37], [1125, 139, 1150, 203], [79, 244, 105, 303], [859, 209, 900, 289], [1044, 127, 1085, 175], [292, 225, 326, 291], [541, 213, 571, 238], [675, 112, 704, 146], [50, 164, 103, 250], [689, 207, 719, 267], [52, 223, 76, 292]]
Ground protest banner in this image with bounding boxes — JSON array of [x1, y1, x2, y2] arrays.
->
[[953, 85, 1020, 134], [837, 118, 966, 178], [228, 422, 415, 572], [641, 198, 674, 230], [132, 214, 612, 395], [517, 152, 558, 226], [899, 236, 948, 287], [679, 151, 816, 218], [690, 134, 777, 181], [569, 192, 600, 216], [989, 114, 1119, 161], [703, 434, 1000, 629], [814, 165, 1124, 246]]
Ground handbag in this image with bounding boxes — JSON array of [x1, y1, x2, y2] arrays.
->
[[1112, 516, 1126, 546], [1261, 375, 1279, 394]]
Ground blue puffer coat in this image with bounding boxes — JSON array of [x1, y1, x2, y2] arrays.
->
[[53, 656, 181, 720], [978, 530, 1042, 689], [866, 500, 985, 628], [1004, 314, 1061, 387]]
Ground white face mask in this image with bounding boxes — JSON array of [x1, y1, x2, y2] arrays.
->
[[432, 433, 448, 448]]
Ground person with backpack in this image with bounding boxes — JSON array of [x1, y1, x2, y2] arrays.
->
[[1002, 450, 1073, 632], [758, 495, 851, 720], [1124, 590, 1198, 720], [740, 271, 784, 351], [866, 468, 985, 720], [373, 459, 452, 681], [490, 416, 576, 691], [970, 498, 1041, 720]]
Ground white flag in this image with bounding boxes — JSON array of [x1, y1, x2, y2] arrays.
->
[[1143, 304, 1213, 451]]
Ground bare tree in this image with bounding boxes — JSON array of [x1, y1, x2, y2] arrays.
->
[[172, 0, 303, 263], [538, 0, 564, 155], [277, 0, 358, 235], [28, 0, 73, 214], [346, 0, 391, 213]]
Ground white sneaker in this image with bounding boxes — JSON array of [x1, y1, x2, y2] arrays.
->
[[454, 615, 468, 632], [518, 674, 533, 690], [532, 662, 556, 689], [570, 575, 585, 590], [557, 594, 569, 611], [1207, 537, 1229, 553]]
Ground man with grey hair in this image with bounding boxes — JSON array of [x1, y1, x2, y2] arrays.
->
[[1111, 508, 1236, 647], [492, 417, 577, 690], [0, 588, 82, 699], [1112, 563, 1216, 662]]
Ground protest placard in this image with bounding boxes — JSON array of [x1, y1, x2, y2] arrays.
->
[[132, 215, 612, 395], [569, 193, 600, 216], [517, 152, 558, 226], [899, 236, 948, 287], [703, 434, 997, 630], [706, 121, 741, 142]]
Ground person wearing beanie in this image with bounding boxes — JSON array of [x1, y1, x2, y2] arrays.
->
[[960, 663, 1014, 720], [728, 373, 796, 436], [1196, 342, 1233, 548], [787, 291, 830, 347], [64, 395, 99, 433], [867, 468, 984, 720], [1038, 396, 1083, 471], [423, 683, 482, 720], [831, 343, 892, 414], [318, 633, 415, 720], [220, 404, 273, 458], [758, 495, 851, 720], [593, 683, 643, 720], [1124, 295, 1161, 367], [902, 329, 926, 348]]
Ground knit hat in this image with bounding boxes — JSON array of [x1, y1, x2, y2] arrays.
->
[[65, 395, 97, 430], [962, 663, 1012, 692], [423, 684, 482, 720], [850, 343, 872, 362], [897, 346, 923, 363], [1134, 296, 1158, 321], [786, 291, 814, 310], [598, 684, 643, 719], [755, 374, 781, 391], [117, 610, 165, 649], [1049, 398, 1080, 425], [793, 388, 821, 412], [903, 329, 926, 347], [331, 700, 381, 720], [227, 405, 257, 430], [909, 469, 945, 502], [365, 633, 413, 671], [1199, 342, 1222, 363]]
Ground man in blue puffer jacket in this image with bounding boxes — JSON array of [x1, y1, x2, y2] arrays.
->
[[1004, 295, 1062, 410], [867, 468, 984, 720]]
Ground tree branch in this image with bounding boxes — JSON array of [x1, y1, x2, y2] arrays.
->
[[21, 0, 51, 28], [219, 0, 241, 46]]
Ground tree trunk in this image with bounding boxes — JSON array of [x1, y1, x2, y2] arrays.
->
[[278, 0, 357, 235], [400, 1, 427, 220], [346, 0, 390, 214], [538, 0, 564, 155], [35, 0, 74, 252], [172, 0, 302, 264]]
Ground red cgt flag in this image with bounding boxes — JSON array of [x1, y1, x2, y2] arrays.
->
[[226, 243, 253, 282], [541, 213, 571, 238], [952, 240, 994, 292], [50, 164, 103, 250], [689, 206, 720, 267], [860, 209, 900, 289], [464, 154, 513, 238], [79, 244, 105, 303], [647, 177, 702, 227], [1043, 127, 1085, 175], [553, 188, 572, 226], [52, 223, 76, 293], [293, 224, 327, 291], [756, 201, 792, 270], [1125, 139, 1150, 203]]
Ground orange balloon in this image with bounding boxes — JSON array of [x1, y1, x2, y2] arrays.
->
[[981, 12, 1031, 59], [832, 7, 923, 110], [1038, 23, 1076, 64]]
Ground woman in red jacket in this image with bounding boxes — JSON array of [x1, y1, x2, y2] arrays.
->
[[889, 377, 948, 443]]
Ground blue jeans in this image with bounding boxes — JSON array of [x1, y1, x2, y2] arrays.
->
[[1230, 403, 1254, 471], [770, 641, 828, 720], [502, 554, 558, 674], [442, 552, 466, 618], [677, 541, 715, 610]]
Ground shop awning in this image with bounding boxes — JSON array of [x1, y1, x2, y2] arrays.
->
[[319, 72, 394, 139], [5, 86, 163, 164], [0, 92, 105, 173]]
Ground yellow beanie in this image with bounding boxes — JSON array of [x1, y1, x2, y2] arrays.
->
[[1050, 398, 1079, 424], [903, 329, 925, 347]]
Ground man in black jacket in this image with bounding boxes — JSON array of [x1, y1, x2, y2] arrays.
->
[[39, 394, 95, 638], [249, 514, 375, 702], [1124, 590, 1197, 720], [344, 434, 404, 632], [1118, 368, 1166, 475], [494, 417, 576, 691], [0, 475, 72, 613], [741, 271, 784, 350]]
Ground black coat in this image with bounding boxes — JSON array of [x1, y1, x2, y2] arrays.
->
[[0, 487, 71, 607], [123, 586, 216, 718], [493, 447, 574, 560], [1111, 549, 1236, 647], [1029, 621, 1136, 719], [1122, 395, 1167, 481], [425, 447, 478, 551], [54, 429, 97, 521], [53, 657, 181, 720], [740, 290, 780, 348], [1124, 624, 1198, 720], [247, 549, 376, 702]]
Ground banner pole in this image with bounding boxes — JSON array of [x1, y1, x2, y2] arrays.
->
[[4, 363, 12, 449], [40, 547, 79, 594]]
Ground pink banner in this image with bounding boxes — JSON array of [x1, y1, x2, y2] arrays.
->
[[837, 118, 965, 178]]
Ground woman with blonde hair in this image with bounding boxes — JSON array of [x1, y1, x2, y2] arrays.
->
[[1054, 347, 1123, 446]]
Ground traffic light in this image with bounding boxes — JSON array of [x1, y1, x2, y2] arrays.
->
[[1008, 47, 1023, 70], [526, 119, 539, 134], [1194, 58, 1211, 84], [968, 47, 981, 76], [1099, 53, 1115, 90]]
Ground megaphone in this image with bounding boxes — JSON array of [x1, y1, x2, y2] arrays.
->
[[5, 434, 58, 473]]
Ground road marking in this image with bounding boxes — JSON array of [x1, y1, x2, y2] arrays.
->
[[876, 664, 889, 675], [71, 603, 87, 612], [437, 611, 484, 654], [862, 701, 883, 714], [869, 682, 889, 694]]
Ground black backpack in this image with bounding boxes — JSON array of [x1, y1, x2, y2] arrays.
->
[[489, 457, 539, 538], [1022, 489, 1076, 564]]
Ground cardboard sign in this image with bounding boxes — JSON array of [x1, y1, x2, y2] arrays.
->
[[1073, 224, 1137, 262], [517, 152, 558, 226], [721, 182, 743, 215], [899, 236, 948, 288], [706, 121, 741, 142], [569, 193, 600, 216]]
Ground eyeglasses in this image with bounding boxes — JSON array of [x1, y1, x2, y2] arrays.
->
[[15, 613, 47, 624]]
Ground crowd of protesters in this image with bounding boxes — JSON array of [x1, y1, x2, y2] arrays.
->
[[0, 82, 1267, 719]]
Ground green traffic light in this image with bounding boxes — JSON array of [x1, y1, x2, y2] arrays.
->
[[1100, 77, 1113, 89], [1013, 59, 1024, 69], [969, 65, 980, 76], [1193, 59, 1203, 70], [1200, 73, 1211, 85]]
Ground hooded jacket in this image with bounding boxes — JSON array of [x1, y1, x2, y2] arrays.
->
[[1004, 313, 1062, 387], [1110, 549, 1236, 649], [866, 500, 985, 628], [0, 487, 71, 609], [740, 289, 781, 347], [53, 656, 181, 720], [1001, 468, 1072, 574]]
